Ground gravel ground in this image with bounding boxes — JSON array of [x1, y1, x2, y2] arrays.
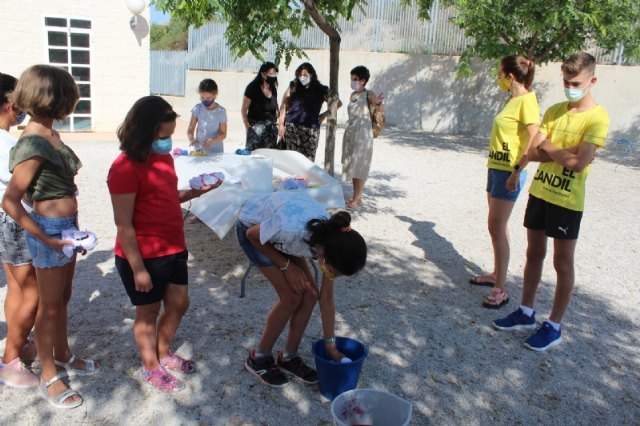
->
[[1, 115, 639, 425]]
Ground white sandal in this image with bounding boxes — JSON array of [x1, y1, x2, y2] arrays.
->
[[38, 372, 83, 409], [54, 354, 100, 376]]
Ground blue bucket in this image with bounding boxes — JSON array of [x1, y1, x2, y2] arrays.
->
[[312, 337, 368, 400]]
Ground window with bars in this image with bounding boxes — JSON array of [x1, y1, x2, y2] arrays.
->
[[45, 17, 92, 132]]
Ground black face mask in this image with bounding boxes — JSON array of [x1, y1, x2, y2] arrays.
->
[[266, 76, 278, 86]]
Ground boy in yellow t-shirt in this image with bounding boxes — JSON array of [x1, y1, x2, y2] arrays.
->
[[493, 52, 610, 351]]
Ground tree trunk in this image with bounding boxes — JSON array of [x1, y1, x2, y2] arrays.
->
[[303, 0, 341, 175], [324, 37, 340, 176]]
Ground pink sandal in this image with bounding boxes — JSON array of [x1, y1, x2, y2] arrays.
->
[[141, 365, 184, 393], [482, 288, 509, 309], [160, 352, 196, 374]]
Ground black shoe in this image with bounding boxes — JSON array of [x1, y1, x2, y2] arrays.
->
[[276, 350, 318, 385], [245, 349, 289, 388]]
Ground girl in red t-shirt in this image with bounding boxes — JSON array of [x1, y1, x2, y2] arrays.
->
[[108, 96, 221, 393]]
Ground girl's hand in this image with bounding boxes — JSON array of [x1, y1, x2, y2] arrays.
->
[[133, 269, 153, 293], [277, 123, 285, 140], [48, 237, 71, 252], [325, 343, 346, 362], [284, 262, 309, 295], [189, 138, 197, 147], [506, 173, 519, 192], [192, 180, 223, 197]]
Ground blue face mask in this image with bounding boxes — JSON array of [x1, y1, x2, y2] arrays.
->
[[201, 99, 214, 107], [151, 137, 173, 154], [564, 85, 589, 103], [16, 111, 27, 125]]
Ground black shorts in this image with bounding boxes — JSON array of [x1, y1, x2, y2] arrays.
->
[[115, 250, 189, 306], [523, 195, 582, 240]]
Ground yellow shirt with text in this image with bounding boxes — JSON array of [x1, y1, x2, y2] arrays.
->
[[487, 91, 539, 171], [529, 102, 609, 211]]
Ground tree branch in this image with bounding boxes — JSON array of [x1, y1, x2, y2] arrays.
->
[[302, 0, 341, 42], [535, 28, 571, 62], [501, 35, 514, 46], [527, 31, 540, 59]]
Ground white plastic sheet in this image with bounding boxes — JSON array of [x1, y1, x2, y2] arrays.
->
[[173, 150, 344, 239]]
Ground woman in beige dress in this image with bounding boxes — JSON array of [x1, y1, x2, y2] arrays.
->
[[342, 66, 383, 209]]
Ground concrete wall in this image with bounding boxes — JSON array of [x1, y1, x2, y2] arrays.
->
[[173, 49, 639, 141], [0, 0, 150, 132]]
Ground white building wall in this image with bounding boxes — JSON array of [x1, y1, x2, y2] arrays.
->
[[0, 0, 150, 132]]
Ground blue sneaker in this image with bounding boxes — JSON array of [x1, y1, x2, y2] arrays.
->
[[524, 321, 562, 352], [493, 308, 537, 331]]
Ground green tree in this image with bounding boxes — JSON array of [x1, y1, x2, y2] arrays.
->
[[150, 16, 189, 50], [152, 0, 361, 174], [413, 0, 640, 75]]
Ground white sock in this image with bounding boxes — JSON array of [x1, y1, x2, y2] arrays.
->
[[254, 349, 271, 360], [545, 319, 561, 331], [519, 305, 534, 317], [283, 350, 298, 361]]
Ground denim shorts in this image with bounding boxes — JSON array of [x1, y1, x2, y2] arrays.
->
[[0, 210, 33, 266], [236, 221, 275, 268], [115, 249, 189, 306], [24, 213, 78, 269], [486, 168, 528, 202]]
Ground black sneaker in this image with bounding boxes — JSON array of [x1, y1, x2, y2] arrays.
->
[[245, 349, 289, 388], [276, 350, 318, 385]]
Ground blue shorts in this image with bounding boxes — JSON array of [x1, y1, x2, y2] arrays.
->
[[115, 250, 189, 306], [236, 221, 275, 268], [0, 210, 32, 266], [24, 213, 77, 269], [486, 168, 527, 202]]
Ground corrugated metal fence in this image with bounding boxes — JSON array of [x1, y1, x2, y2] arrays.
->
[[150, 0, 631, 95], [186, 0, 468, 72], [150, 50, 188, 96]]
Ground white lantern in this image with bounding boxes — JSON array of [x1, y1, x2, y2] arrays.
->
[[126, 0, 146, 15], [126, 0, 146, 28]]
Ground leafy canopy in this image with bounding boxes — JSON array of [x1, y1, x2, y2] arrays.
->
[[152, 0, 360, 66], [150, 15, 190, 50], [413, 0, 640, 75]]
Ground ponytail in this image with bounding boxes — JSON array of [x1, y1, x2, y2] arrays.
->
[[306, 211, 367, 276], [501, 55, 535, 90]]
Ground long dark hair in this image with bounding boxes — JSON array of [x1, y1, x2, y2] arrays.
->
[[117, 96, 177, 162], [0, 72, 18, 105], [252, 61, 278, 93], [306, 211, 367, 276], [287, 62, 325, 107]]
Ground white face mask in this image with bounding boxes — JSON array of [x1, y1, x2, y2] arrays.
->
[[350, 80, 361, 91], [299, 76, 310, 86]]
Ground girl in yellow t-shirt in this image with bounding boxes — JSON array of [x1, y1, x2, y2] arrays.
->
[[469, 55, 539, 309]]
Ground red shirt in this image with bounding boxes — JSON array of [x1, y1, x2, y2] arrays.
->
[[107, 152, 185, 259]]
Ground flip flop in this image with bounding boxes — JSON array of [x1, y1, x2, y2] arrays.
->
[[482, 288, 510, 309], [469, 275, 496, 287]]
